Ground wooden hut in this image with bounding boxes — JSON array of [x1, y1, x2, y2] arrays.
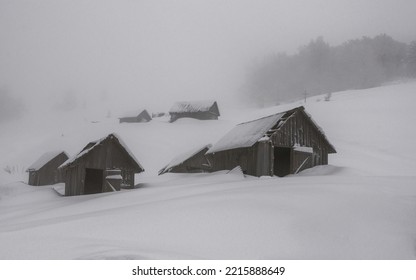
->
[[206, 106, 336, 177], [119, 109, 152, 123], [26, 151, 69, 186], [59, 133, 144, 196], [158, 144, 212, 175], [169, 100, 220, 122]]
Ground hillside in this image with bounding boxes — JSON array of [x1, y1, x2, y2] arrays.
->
[[1, 81, 416, 259]]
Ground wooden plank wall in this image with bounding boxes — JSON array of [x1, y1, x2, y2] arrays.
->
[[256, 141, 273, 176], [64, 138, 139, 196], [207, 146, 261, 176], [271, 110, 331, 167], [28, 153, 68, 186], [28, 171, 38, 186], [291, 150, 313, 174], [207, 109, 333, 177]]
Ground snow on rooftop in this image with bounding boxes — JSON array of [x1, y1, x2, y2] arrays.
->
[[159, 144, 212, 174], [59, 133, 144, 170], [26, 151, 68, 171], [207, 113, 284, 154], [59, 139, 102, 169], [169, 100, 216, 113], [119, 108, 149, 118]]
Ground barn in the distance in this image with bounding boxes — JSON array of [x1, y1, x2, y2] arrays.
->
[[59, 133, 144, 196], [119, 109, 152, 123], [206, 106, 336, 177], [169, 100, 220, 122], [26, 151, 69, 186], [158, 144, 212, 175]]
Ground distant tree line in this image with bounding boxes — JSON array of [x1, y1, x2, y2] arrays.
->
[[245, 34, 416, 105]]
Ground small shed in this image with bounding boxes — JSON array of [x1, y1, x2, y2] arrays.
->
[[26, 151, 69, 186], [206, 106, 336, 177], [158, 144, 212, 175], [119, 109, 152, 123], [169, 100, 220, 122], [59, 133, 144, 196]]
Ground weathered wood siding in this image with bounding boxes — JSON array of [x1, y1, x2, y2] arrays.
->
[[291, 150, 313, 174], [207, 143, 270, 176], [119, 110, 151, 123], [207, 109, 335, 177], [119, 117, 139, 123], [256, 141, 273, 176], [271, 110, 333, 168], [105, 169, 122, 191], [210, 102, 220, 117], [63, 137, 140, 196], [28, 171, 39, 186], [64, 164, 85, 196], [28, 152, 68, 186], [170, 111, 218, 122]]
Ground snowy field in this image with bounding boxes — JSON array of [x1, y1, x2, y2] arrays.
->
[[1, 81, 416, 259]]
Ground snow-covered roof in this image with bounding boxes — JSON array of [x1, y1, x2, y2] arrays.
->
[[26, 151, 68, 171], [159, 144, 212, 174], [207, 106, 336, 154], [207, 113, 284, 154], [59, 133, 144, 171], [169, 100, 217, 113], [119, 108, 150, 118]]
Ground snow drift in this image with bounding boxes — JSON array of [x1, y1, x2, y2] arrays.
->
[[1, 81, 416, 259]]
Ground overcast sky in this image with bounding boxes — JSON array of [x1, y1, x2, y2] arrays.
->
[[1, 0, 415, 113]]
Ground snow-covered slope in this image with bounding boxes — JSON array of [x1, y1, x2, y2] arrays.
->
[[1, 81, 416, 259]]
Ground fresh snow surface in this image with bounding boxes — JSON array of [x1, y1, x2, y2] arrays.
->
[[1, 81, 416, 259]]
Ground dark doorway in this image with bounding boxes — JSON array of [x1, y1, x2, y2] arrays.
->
[[274, 147, 291, 177], [84, 168, 103, 194]]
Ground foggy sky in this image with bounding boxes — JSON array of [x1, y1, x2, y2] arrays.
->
[[1, 0, 416, 113]]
